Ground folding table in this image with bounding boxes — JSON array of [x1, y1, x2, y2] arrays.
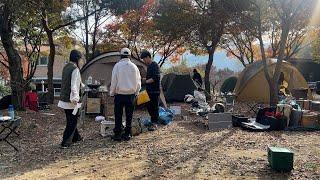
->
[[0, 116, 21, 151]]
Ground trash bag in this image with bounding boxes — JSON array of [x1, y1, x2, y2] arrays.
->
[[142, 118, 152, 126], [192, 101, 199, 108], [194, 90, 206, 103], [184, 94, 194, 103], [159, 107, 174, 125]]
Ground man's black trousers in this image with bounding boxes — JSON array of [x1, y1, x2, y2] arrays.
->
[[146, 93, 160, 123], [61, 109, 82, 146], [114, 94, 135, 136]]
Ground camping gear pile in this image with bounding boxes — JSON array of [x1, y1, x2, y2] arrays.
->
[[96, 107, 175, 137], [231, 95, 320, 131], [224, 59, 319, 132], [185, 90, 225, 118]]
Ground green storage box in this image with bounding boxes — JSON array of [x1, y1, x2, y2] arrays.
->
[[268, 147, 294, 172]]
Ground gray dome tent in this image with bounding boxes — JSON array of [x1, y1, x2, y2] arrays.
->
[[81, 51, 168, 107], [162, 73, 197, 102], [81, 51, 147, 87]]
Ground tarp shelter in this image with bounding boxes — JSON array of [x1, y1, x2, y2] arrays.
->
[[81, 51, 147, 87], [162, 73, 197, 102], [234, 59, 310, 103], [81, 51, 167, 108]]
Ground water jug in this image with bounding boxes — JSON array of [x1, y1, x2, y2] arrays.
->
[[8, 105, 14, 120]]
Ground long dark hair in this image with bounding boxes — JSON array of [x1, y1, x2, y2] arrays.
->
[[70, 50, 82, 68]]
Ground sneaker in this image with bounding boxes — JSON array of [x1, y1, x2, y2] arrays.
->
[[122, 134, 132, 141], [111, 134, 122, 142], [60, 144, 70, 149], [72, 137, 84, 143]]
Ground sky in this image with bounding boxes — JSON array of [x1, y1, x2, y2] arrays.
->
[[155, 50, 245, 72]]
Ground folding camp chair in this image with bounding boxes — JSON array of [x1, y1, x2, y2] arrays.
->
[[247, 102, 264, 114], [38, 92, 50, 110], [0, 116, 21, 151], [225, 94, 235, 112]]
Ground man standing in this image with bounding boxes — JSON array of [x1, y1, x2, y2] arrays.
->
[[110, 48, 141, 141], [192, 69, 203, 87], [140, 50, 161, 131], [58, 50, 83, 149]]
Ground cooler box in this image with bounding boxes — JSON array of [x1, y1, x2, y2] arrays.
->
[[268, 147, 294, 172]]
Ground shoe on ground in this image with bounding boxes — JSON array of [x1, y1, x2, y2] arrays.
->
[[111, 134, 122, 142], [72, 137, 84, 143], [122, 134, 132, 141], [147, 124, 157, 131], [60, 144, 70, 149]]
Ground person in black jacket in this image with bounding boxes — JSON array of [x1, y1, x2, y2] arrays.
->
[[140, 50, 160, 131], [192, 69, 202, 87]]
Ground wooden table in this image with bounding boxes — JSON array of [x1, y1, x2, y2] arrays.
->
[[84, 89, 108, 118]]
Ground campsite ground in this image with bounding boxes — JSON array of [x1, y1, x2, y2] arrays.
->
[[0, 102, 319, 180]]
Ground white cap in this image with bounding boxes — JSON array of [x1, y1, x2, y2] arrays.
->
[[120, 48, 131, 56]]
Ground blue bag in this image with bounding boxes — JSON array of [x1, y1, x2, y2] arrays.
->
[[158, 107, 174, 125]]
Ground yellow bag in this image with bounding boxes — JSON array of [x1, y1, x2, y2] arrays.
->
[[137, 90, 150, 105]]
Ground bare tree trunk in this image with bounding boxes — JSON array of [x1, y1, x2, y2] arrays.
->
[[85, 17, 89, 61], [205, 48, 214, 96], [91, 12, 99, 58], [46, 31, 55, 104], [41, 10, 55, 104], [0, 12, 25, 110], [272, 22, 290, 105]]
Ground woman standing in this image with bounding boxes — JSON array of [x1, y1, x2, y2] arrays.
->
[[58, 50, 83, 149]]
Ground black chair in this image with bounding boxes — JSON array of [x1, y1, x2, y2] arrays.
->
[[38, 92, 50, 110]]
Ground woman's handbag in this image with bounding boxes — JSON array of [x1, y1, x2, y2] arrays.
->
[[137, 90, 150, 105]]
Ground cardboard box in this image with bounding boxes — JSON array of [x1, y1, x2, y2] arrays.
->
[[311, 101, 320, 111], [86, 98, 101, 114], [301, 112, 319, 128], [268, 147, 294, 172], [208, 113, 232, 131]]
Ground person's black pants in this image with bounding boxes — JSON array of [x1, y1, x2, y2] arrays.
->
[[114, 94, 135, 136], [147, 93, 160, 123], [61, 109, 82, 146]]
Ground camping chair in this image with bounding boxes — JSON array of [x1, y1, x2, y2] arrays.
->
[[38, 92, 50, 110], [247, 102, 264, 115], [224, 94, 235, 112], [0, 116, 22, 151]]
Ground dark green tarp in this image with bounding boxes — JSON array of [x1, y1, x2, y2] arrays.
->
[[161, 73, 197, 102]]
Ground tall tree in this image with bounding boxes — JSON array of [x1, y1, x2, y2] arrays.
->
[[190, 0, 251, 96], [39, 0, 144, 103], [69, 0, 110, 61], [102, 0, 190, 67], [0, 1, 25, 109], [244, 0, 317, 105], [0, 0, 42, 110]]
